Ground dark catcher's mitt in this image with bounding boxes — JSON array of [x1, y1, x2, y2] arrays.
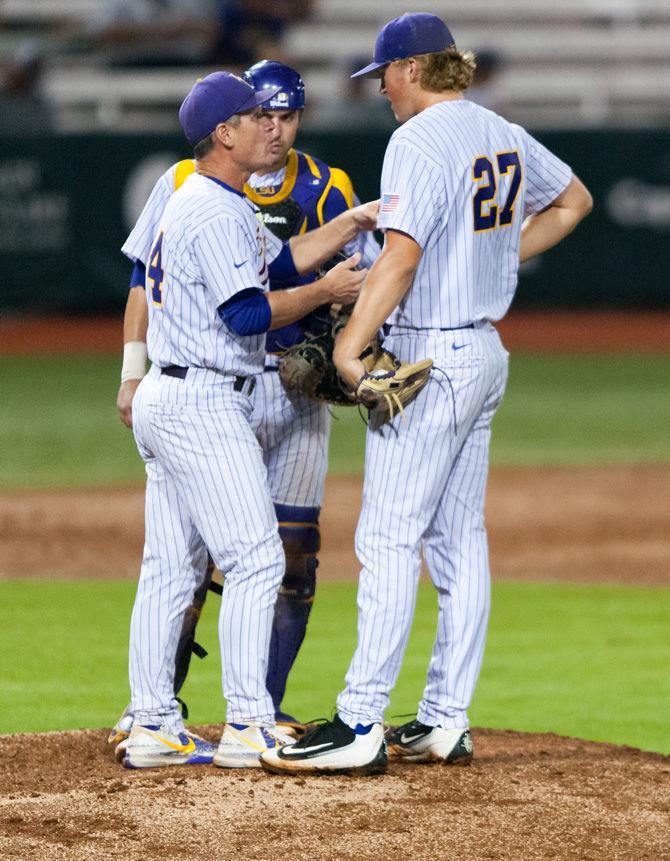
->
[[278, 307, 356, 406]]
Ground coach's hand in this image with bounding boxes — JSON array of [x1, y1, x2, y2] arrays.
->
[[349, 200, 379, 232], [116, 379, 142, 429], [321, 253, 367, 305]]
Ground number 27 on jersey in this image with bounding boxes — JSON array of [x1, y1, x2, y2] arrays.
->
[[472, 151, 522, 232]]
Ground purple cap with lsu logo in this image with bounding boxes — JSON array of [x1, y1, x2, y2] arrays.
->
[[179, 71, 281, 147], [351, 12, 456, 79]]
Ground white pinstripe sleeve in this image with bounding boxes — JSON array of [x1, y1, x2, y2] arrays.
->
[[376, 142, 445, 248], [122, 165, 176, 264], [263, 224, 283, 263], [343, 192, 381, 268], [521, 131, 573, 216], [193, 216, 261, 305]]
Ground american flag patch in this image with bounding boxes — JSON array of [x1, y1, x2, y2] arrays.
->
[[381, 193, 399, 213]]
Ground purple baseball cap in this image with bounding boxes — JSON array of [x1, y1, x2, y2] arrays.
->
[[351, 13, 456, 79], [179, 71, 282, 147]]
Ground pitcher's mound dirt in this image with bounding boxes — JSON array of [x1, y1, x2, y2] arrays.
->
[[0, 726, 668, 861]]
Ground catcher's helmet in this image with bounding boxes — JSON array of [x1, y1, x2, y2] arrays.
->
[[243, 60, 305, 110]]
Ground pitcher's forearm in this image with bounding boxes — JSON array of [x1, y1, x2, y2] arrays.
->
[[335, 240, 417, 361]]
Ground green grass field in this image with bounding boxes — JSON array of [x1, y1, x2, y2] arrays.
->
[[1, 353, 668, 754], [2, 579, 668, 753], [1, 354, 670, 486]]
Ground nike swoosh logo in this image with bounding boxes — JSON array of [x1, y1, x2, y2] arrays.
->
[[154, 733, 196, 754], [226, 726, 265, 752], [400, 732, 426, 745], [234, 260, 247, 269], [452, 343, 467, 351], [281, 741, 335, 756]]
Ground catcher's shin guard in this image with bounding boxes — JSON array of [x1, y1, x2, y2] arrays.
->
[[267, 503, 320, 717]]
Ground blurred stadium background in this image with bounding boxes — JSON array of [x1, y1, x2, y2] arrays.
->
[[0, 0, 670, 312], [0, 1, 668, 752]]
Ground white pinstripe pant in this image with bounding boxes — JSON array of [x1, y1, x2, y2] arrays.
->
[[251, 367, 331, 508], [129, 366, 285, 728], [337, 324, 509, 730]]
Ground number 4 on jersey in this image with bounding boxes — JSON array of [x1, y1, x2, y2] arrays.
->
[[148, 232, 165, 306], [472, 151, 522, 232]]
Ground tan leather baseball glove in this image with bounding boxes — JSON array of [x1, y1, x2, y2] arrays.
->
[[354, 345, 433, 422]]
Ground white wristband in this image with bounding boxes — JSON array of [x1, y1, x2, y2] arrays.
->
[[121, 341, 148, 383]]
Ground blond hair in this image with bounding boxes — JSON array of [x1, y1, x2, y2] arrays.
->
[[398, 48, 476, 93]]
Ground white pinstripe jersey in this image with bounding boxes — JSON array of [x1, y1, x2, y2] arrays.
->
[[143, 172, 282, 376], [377, 99, 573, 328], [122, 165, 177, 266]]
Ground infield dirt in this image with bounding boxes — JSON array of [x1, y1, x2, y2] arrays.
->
[[1, 725, 668, 861], [2, 465, 669, 587]]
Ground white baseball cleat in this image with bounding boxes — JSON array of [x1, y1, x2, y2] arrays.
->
[[122, 724, 216, 769], [213, 722, 297, 768], [259, 714, 387, 776], [385, 719, 473, 764]]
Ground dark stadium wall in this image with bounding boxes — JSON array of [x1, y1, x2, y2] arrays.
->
[[1, 130, 668, 313]]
